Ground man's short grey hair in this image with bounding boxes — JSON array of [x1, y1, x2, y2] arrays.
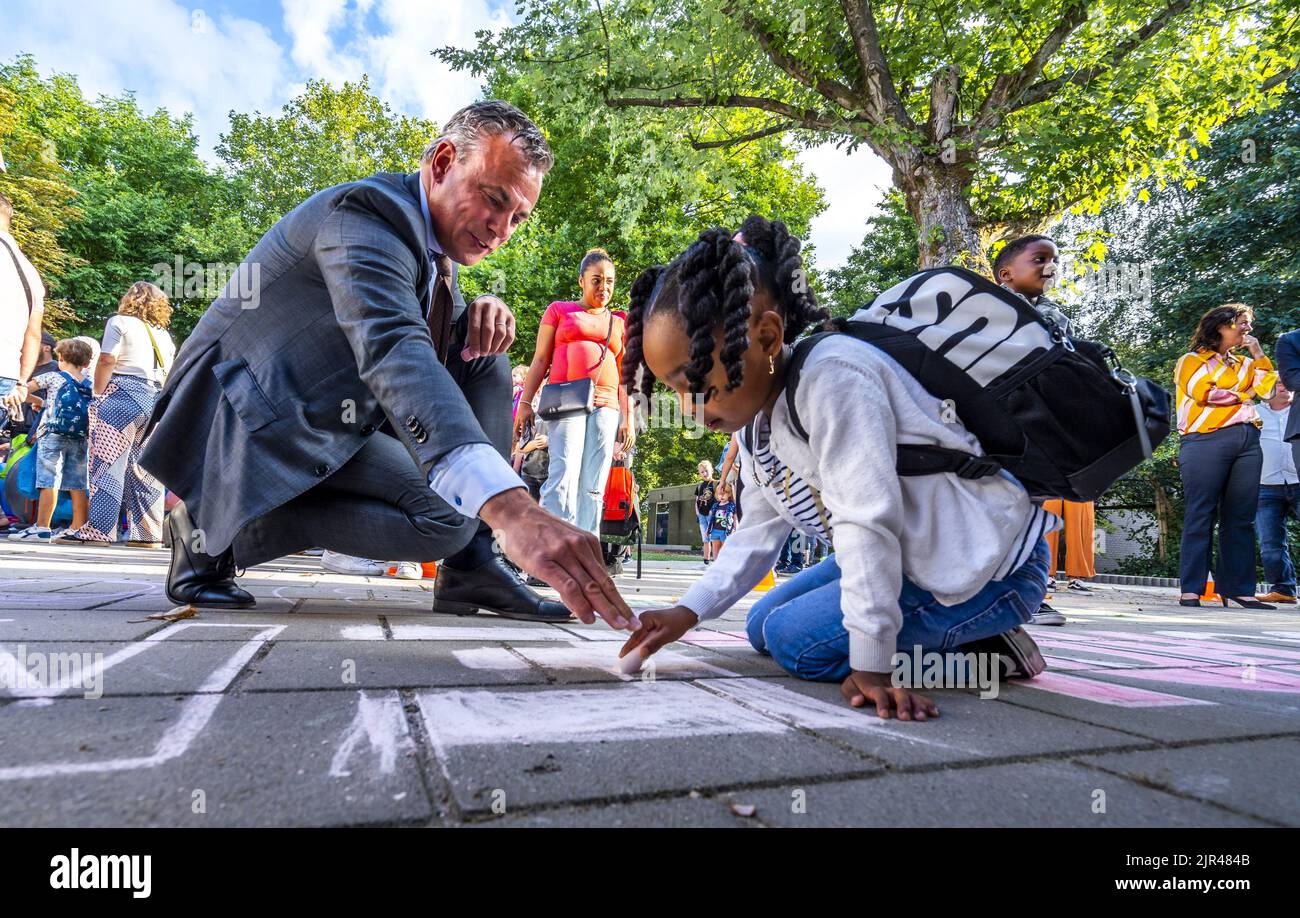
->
[[422, 100, 554, 173]]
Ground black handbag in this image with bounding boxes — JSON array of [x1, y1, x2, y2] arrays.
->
[[537, 309, 614, 421]]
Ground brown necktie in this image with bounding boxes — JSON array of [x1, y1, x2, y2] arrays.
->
[[428, 252, 455, 364]]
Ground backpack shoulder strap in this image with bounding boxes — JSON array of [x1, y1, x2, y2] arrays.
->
[[781, 332, 837, 442], [0, 236, 35, 314], [780, 322, 999, 480]]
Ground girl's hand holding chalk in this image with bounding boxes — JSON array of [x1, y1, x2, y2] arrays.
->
[[618, 606, 700, 670]]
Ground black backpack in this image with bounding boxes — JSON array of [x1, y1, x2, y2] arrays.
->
[[782, 266, 1170, 502]]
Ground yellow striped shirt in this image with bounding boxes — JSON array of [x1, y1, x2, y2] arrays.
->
[[1175, 349, 1277, 435]]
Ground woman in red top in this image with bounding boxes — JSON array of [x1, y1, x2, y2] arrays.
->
[[514, 249, 633, 533]]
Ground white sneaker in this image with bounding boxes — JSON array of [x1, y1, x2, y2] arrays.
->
[[7, 525, 52, 542], [320, 551, 387, 576], [387, 561, 422, 580]]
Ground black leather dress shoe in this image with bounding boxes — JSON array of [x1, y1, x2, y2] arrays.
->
[[431, 556, 572, 622], [164, 502, 256, 608]]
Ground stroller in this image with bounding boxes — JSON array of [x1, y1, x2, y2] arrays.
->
[[600, 452, 643, 579]]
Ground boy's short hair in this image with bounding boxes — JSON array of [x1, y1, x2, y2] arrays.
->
[[992, 234, 1055, 278], [54, 337, 94, 369]]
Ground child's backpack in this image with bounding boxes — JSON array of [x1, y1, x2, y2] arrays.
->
[[600, 455, 639, 539], [783, 266, 1171, 502], [45, 371, 93, 439]]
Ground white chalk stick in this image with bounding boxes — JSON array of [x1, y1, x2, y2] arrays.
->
[[617, 649, 644, 675]]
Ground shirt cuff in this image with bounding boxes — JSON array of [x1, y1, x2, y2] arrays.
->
[[428, 443, 524, 518]]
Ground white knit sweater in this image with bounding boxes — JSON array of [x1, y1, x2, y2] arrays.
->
[[679, 332, 1056, 674]]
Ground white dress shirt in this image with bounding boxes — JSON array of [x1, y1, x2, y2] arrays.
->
[[1258, 402, 1298, 485], [417, 176, 524, 517]]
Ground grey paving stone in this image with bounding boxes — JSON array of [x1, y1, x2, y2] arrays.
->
[[1079, 737, 1300, 826], [0, 690, 431, 827], [0, 609, 161, 642], [731, 762, 1266, 828], [0, 589, 160, 611], [417, 680, 878, 814], [2, 638, 267, 697], [699, 677, 1146, 766], [476, 793, 753, 827], [994, 676, 1300, 743], [84, 587, 296, 613], [240, 639, 550, 691]]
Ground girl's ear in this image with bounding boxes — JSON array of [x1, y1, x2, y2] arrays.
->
[[754, 308, 785, 356]]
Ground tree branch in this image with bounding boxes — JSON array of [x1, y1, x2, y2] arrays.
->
[[1008, 0, 1195, 113], [972, 0, 1090, 136], [1261, 64, 1300, 92], [838, 0, 915, 130], [690, 121, 795, 149], [726, 4, 863, 113], [605, 93, 856, 134]]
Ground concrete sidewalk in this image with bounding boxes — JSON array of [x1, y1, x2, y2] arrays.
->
[[1, 542, 1298, 827]]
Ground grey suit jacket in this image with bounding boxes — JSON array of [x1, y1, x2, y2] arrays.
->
[[1277, 330, 1300, 444], [140, 172, 481, 555]]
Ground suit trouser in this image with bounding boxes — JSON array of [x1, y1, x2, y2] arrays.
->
[[1042, 500, 1096, 579], [1178, 423, 1263, 596], [231, 319, 512, 568]]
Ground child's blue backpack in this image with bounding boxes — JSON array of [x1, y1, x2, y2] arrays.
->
[[45, 371, 93, 439]]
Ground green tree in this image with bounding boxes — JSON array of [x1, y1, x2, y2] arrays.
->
[[821, 189, 918, 316], [1055, 81, 1300, 576], [440, 0, 1298, 273], [0, 58, 82, 333], [456, 67, 824, 492], [0, 55, 255, 338], [217, 77, 434, 237]]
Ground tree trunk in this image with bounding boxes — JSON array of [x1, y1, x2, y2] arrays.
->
[[901, 161, 989, 274]]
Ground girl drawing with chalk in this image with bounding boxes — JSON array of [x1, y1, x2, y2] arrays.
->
[[618, 216, 1055, 719]]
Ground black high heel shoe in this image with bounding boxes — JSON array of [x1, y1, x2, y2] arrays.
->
[[1222, 596, 1276, 610]]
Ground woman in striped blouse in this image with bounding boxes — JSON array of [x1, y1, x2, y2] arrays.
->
[[1175, 304, 1278, 608]]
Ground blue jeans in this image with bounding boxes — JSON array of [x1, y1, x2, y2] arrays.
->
[[1256, 483, 1300, 594], [35, 432, 89, 491], [540, 405, 620, 534], [746, 539, 1050, 682]]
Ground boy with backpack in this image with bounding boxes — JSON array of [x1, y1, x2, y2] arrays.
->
[[8, 338, 94, 542], [992, 234, 1091, 625]]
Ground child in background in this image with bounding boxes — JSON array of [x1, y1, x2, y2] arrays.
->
[[707, 480, 737, 556], [992, 234, 1078, 626], [618, 216, 1052, 719], [8, 338, 94, 542], [693, 460, 717, 563]]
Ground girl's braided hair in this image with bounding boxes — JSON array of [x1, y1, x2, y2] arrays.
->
[[622, 216, 828, 399]]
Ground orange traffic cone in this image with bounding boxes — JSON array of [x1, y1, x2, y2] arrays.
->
[[1201, 572, 1221, 602], [754, 568, 777, 592], [421, 561, 438, 579]]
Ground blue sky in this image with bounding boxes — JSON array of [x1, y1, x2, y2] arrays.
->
[[0, 0, 890, 268]]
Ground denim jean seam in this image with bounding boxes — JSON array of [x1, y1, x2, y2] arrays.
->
[[941, 590, 1031, 652], [788, 632, 847, 679]]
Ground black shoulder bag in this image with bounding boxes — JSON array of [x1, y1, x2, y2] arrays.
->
[[537, 309, 615, 421]]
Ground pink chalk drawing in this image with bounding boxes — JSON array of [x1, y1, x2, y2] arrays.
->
[[1018, 629, 1300, 706], [1015, 671, 1215, 707]]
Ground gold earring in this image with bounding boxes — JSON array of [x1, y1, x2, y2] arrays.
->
[[768, 354, 776, 375]]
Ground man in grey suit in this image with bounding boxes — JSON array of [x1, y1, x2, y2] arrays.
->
[[140, 101, 633, 629], [1278, 329, 1300, 472]]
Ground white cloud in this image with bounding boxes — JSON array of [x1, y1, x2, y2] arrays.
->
[[0, 0, 288, 159], [797, 143, 894, 270]]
